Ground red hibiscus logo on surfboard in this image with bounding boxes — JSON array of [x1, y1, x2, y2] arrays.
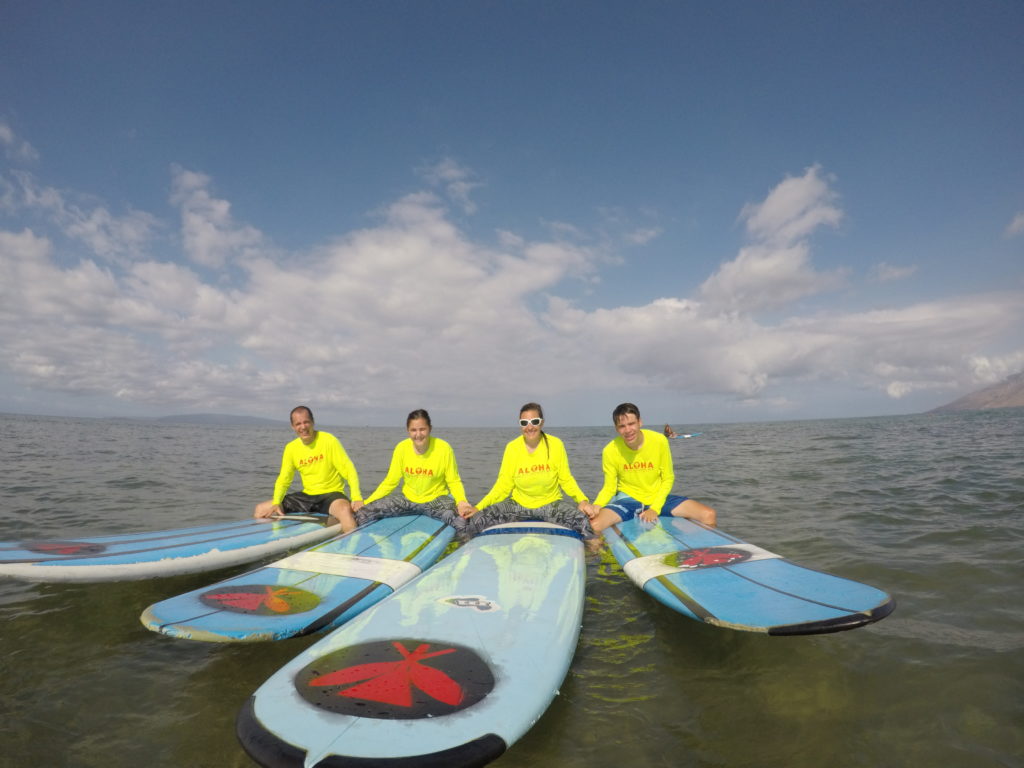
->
[[670, 547, 751, 569], [23, 540, 106, 556], [295, 639, 495, 719], [199, 584, 321, 615]]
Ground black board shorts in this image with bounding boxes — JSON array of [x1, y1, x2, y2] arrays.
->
[[280, 490, 349, 516]]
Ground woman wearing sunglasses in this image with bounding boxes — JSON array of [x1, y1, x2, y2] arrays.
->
[[466, 402, 598, 543], [354, 409, 476, 531]]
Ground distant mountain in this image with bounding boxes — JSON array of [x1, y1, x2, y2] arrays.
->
[[930, 372, 1024, 412], [155, 413, 282, 426]]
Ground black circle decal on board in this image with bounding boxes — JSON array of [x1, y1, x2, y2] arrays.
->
[[670, 547, 751, 569], [295, 638, 495, 719], [22, 540, 106, 556], [199, 584, 321, 615]]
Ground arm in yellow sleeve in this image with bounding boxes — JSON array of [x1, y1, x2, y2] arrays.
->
[[648, 433, 674, 513], [592, 442, 619, 508], [475, 441, 516, 510], [271, 445, 296, 505], [362, 443, 404, 505], [331, 440, 362, 502], [553, 438, 588, 504], [442, 443, 469, 504]]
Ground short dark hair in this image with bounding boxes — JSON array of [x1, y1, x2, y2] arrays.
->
[[290, 405, 314, 424], [407, 409, 431, 428], [612, 402, 640, 425]]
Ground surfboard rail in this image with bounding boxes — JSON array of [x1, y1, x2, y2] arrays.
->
[[0, 516, 339, 583]]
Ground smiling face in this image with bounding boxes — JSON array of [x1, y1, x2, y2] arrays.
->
[[615, 412, 643, 450], [407, 417, 431, 453], [519, 407, 544, 445], [290, 408, 315, 445]]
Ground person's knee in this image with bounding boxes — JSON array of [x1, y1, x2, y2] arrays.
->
[[590, 508, 620, 534], [671, 500, 716, 527], [329, 500, 356, 531]]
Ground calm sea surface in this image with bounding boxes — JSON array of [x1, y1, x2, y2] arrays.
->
[[1, 410, 1021, 767]]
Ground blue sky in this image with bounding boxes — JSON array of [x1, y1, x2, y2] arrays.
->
[[1, 1, 1021, 426]]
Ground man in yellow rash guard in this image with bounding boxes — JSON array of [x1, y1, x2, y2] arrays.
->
[[355, 409, 476, 531], [588, 402, 717, 534], [253, 405, 362, 532], [466, 402, 598, 542]]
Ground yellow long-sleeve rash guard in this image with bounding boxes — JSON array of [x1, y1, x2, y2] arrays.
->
[[272, 431, 362, 505], [593, 428, 674, 513], [362, 437, 468, 505], [476, 433, 589, 510]]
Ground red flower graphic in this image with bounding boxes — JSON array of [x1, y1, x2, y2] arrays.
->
[[206, 586, 298, 613], [310, 641, 464, 707], [39, 543, 88, 555], [677, 548, 748, 568], [24, 540, 105, 556]]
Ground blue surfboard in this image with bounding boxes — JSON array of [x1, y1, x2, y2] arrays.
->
[[141, 515, 455, 642], [604, 516, 894, 635], [237, 521, 586, 767], [0, 516, 338, 583]]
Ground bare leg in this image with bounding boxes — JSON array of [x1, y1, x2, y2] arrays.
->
[[667, 498, 717, 527], [588, 507, 624, 534], [328, 498, 357, 532]]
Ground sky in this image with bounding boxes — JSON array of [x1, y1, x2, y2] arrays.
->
[[1, 0, 1022, 427]]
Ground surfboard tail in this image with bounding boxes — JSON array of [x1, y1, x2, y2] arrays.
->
[[764, 595, 897, 636], [236, 696, 508, 767]]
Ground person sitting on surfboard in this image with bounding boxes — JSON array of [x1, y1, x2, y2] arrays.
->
[[588, 402, 716, 534], [663, 424, 678, 438], [353, 409, 477, 530], [253, 405, 363, 532], [465, 402, 599, 543]]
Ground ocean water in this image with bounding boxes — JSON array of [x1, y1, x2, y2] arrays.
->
[[0, 409, 1021, 768]]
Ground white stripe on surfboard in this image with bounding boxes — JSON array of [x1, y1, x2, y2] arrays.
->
[[269, 551, 422, 589], [623, 543, 780, 587]]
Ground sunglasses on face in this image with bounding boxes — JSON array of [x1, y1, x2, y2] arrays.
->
[[519, 418, 543, 427]]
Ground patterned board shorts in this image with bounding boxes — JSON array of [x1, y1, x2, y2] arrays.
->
[[356, 494, 467, 531], [465, 498, 596, 540]]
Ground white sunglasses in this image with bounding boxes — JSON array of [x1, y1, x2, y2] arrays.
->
[[519, 417, 543, 427]]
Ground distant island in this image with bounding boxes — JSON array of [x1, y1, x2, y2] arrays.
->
[[930, 372, 1024, 412], [156, 413, 282, 426]]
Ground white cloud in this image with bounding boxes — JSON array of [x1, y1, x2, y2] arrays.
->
[[1006, 212, 1024, 238], [870, 262, 918, 282], [0, 181, 605, 416], [625, 227, 662, 245], [967, 352, 1024, 384], [699, 242, 847, 312], [1, 162, 1020, 422], [170, 166, 265, 269], [699, 166, 846, 312], [738, 165, 842, 246], [1, 170, 158, 262], [418, 157, 482, 215], [0, 121, 39, 162]]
